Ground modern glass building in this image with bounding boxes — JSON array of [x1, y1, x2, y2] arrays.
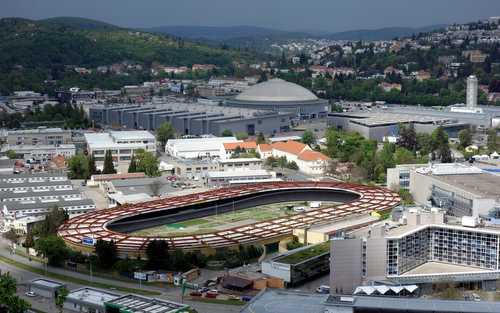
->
[[386, 224, 500, 278]]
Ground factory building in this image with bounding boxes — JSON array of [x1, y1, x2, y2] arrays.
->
[[327, 112, 468, 141], [89, 101, 293, 136]]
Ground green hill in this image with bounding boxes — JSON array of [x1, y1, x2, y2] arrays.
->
[[40, 16, 121, 31], [0, 17, 255, 94]]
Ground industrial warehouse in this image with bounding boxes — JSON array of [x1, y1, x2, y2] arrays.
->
[[89, 101, 294, 136]]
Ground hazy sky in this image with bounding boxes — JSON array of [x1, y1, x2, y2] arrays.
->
[[2, 0, 500, 32]]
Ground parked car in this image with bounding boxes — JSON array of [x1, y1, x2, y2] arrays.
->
[[241, 295, 253, 302], [25, 291, 36, 297], [198, 287, 209, 293], [316, 285, 330, 294], [205, 291, 218, 298], [190, 291, 202, 297]]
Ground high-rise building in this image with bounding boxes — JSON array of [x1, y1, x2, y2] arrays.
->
[[466, 75, 478, 108]]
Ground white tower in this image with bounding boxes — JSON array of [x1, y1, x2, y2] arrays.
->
[[466, 75, 478, 108]]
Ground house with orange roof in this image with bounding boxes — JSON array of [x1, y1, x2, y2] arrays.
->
[[256, 143, 273, 159], [258, 140, 331, 175], [222, 141, 257, 159]]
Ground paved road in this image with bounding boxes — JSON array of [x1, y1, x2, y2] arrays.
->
[[0, 239, 240, 313]]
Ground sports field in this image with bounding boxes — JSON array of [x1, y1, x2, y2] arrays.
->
[[131, 201, 337, 236]]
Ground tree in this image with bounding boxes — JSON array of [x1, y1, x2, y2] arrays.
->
[[102, 150, 116, 174], [3, 229, 19, 245], [416, 133, 433, 156], [235, 131, 249, 140], [277, 156, 288, 169], [438, 144, 453, 163], [287, 161, 299, 170], [6, 150, 17, 159], [0, 273, 30, 313], [88, 155, 98, 177], [68, 154, 90, 179], [256, 132, 266, 144], [145, 240, 170, 270], [128, 154, 138, 173], [301, 130, 316, 145], [487, 128, 498, 152], [394, 148, 416, 165], [55, 287, 69, 313], [397, 124, 417, 151], [221, 129, 233, 137], [33, 207, 69, 237], [431, 127, 452, 162], [94, 239, 118, 269], [35, 235, 69, 266], [135, 149, 160, 177], [458, 129, 472, 149], [156, 122, 176, 147]]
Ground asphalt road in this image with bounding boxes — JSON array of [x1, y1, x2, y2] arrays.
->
[[0, 239, 240, 313]]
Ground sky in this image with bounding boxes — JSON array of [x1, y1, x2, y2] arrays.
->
[[2, 0, 500, 32]]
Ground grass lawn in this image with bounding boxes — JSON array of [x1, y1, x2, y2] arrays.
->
[[132, 201, 336, 237], [0, 255, 160, 296], [276, 241, 331, 264]]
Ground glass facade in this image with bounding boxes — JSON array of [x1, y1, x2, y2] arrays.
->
[[431, 185, 473, 217], [387, 226, 500, 276]]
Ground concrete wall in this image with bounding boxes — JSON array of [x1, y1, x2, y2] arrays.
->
[[330, 239, 363, 293], [261, 261, 291, 283], [365, 238, 387, 281]]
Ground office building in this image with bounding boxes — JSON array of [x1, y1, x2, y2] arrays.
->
[[386, 164, 427, 191], [165, 137, 238, 159], [7, 127, 72, 146], [2, 144, 76, 162], [330, 208, 500, 294], [206, 169, 276, 186], [409, 163, 500, 217], [89, 101, 293, 136], [84, 130, 156, 165]]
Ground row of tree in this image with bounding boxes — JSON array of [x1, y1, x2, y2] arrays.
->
[[324, 125, 453, 183]]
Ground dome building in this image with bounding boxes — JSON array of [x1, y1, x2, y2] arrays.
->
[[225, 79, 329, 119]]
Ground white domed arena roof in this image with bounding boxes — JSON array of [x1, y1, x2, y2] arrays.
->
[[235, 78, 318, 102]]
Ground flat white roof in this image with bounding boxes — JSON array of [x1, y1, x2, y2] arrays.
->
[[31, 279, 64, 289], [85, 132, 154, 149], [386, 223, 500, 239], [109, 193, 153, 204], [166, 137, 238, 153], [207, 169, 272, 178], [400, 261, 492, 277], [269, 136, 302, 143], [67, 288, 121, 305], [218, 158, 262, 164], [308, 214, 379, 234], [110, 130, 155, 141]]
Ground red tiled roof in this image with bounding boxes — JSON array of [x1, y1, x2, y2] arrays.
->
[[271, 140, 308, 155], [223, 141, 257, 150], [92, 172, 147, 181], [257, 143, 272, 152], [298, 150, 331, 162]]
